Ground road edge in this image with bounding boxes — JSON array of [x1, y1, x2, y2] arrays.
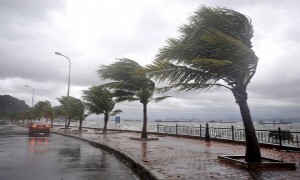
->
[[52, 131, 158, 180]]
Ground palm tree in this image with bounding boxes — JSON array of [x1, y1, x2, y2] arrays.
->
[[82, 86, 122, 133], [147, 6, 261, 162], [32, 101, 52, 121], [97, 58, 170, 138], [57, 96, 84, 129], [41, 101, 53, 123], [78, 112, 91, 131], [51, 105, 63, 127]]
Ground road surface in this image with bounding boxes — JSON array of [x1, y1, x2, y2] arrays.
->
[[0, 125, 138, 180]]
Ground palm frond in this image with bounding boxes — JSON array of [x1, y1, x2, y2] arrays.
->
[[153, 96, 171, 103], [155, 86, 174, 93], [147, 60, 219, 84], [148, 5, 258, 91], [98, 59, 160, 104], [82, 86, 116, 115], [110, 109, 122, 116]]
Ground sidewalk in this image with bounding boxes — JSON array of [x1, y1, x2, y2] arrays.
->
[[53, 127, 300, 180]]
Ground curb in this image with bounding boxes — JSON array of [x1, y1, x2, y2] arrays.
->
[[52, 131, 158, 180]]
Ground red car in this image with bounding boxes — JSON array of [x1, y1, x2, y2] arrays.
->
[[28, 122, 50, 136]]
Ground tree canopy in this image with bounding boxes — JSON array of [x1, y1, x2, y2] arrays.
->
[[148, 6, 257, 96]]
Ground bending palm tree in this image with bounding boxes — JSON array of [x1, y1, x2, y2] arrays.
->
[[147, 6, 261, 162], [82, 86, 122, 133], [98, 58, 170, 138], [57, 96, 84, 129], [32, 100, 52, 121]]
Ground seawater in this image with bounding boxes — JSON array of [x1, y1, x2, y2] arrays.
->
[[67, 120, 300, 132]]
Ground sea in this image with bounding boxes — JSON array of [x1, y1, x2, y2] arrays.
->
[[60, 119, 300, 132]]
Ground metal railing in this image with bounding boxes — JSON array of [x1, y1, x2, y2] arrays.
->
[[157, 124, 300, 148]]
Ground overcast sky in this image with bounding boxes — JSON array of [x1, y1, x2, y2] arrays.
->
[[1, 0, 299, 121]]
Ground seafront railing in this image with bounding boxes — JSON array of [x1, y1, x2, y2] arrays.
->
[[156, 124, 300, 148]]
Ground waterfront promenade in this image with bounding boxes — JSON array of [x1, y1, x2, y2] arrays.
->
[[53, 127, 300, 180]]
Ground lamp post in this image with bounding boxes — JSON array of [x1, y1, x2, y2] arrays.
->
[[55, 52, 71, 132], [25, 85, 35, 108], [25, 85, 34, 124]]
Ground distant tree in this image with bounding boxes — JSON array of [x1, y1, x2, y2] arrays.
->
[[147, 6, 261, 162], [19, 111, 31, 121], [32, 101, 52, 121], [82, 85, 122, 133], [50, 105, 64, 127], [57, 96, 84, 129], [98, 58, 170, 138]]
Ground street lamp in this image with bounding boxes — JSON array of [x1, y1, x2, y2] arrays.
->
[[55, 52, 71, 132], [25, 85, 35, 108]]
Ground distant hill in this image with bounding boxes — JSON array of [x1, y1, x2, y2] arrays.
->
[[0, 95, 30, 113]]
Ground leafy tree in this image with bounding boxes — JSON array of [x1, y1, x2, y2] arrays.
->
[[98, 58, 170, 138], [82, 86, 122, 133], [19, 111, 31, 121], [50, 105, 66, 127], [42, 101, 53, 122], [147, 6, 261, 162], [32, 101, 52, 121], [57, 96, 84, 129]]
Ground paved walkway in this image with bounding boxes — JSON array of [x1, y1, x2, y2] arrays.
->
[[53, 128, 300, 180]]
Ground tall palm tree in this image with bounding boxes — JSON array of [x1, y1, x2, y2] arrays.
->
[[147, 6, 261, 162], [82, 86, 122, 133], [98, 58, 170, 138]]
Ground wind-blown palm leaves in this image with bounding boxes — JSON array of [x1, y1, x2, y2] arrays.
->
[[98, 58, 170, 138], [57, 96, 84, 129], [147, 6, 261, 162], [32, 101, 52, 121], [82, 85, 122, 133]]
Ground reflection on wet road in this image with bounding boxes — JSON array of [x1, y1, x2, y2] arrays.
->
[[0, 127, 138, 180]]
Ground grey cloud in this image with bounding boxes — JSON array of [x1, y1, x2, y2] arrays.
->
[[1, 0, 299, 120], [0, 0, 64, 40]]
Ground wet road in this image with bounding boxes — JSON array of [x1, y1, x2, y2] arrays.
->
[[0, 126, 138, 180]]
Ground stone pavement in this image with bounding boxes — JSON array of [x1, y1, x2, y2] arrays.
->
[[53, 128, 300, 180]]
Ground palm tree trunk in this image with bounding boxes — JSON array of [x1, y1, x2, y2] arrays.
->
[[67, 118, 71, 128], [234, 88, 261, 162], [50, 117, 54, 128], [103, 112, 109, 133], [141, 103, 148, 139], [79, 118, 83, 130]]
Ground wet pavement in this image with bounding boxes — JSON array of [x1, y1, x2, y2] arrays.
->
[[0, 126, 138, 180], [53, 127, 300, 180]]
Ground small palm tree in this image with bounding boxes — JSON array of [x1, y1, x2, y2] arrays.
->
[[51, 105, 63, 127], [57, 96, 84, 129], [147, 6, 261, 162], [82, 86, 122, 133], [32, 101, 52, 121], [97, 58, 170, 138]]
